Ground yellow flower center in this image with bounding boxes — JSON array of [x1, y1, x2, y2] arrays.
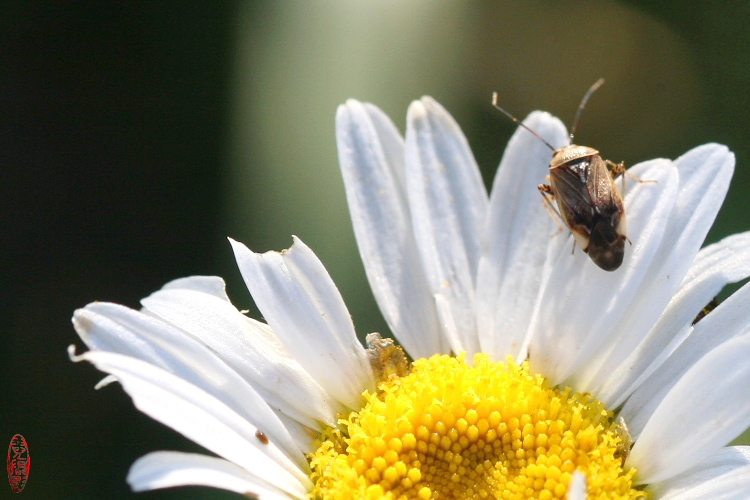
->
[[309, 354, 646, 500]]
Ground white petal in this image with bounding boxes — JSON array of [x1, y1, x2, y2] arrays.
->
[[277, 411, 315, 452], [578, 144, 734, 394], [73, 303, 309, 465], [476, 111, 568, 359], [405, 96, 488, 355], [140, 286, 339, 428], [621, 280, 750, 437], [599, 231, 750, 407], [128, 451, 297, 499], [159, 275, 233, 301], [648, 446, 750, 499], [336, 100, 444, 358], [95, 374, 117, 389], [74, 350, 311, 496], [628, 335, 750, 484], [528, 159, 678, 384], [230, 237, 374, 410], [434, 293, 465, 355], [567, 470, 587, 500]]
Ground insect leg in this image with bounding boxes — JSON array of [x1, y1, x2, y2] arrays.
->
[[606, 160, 656, 197], [538, 184, 565, 234], [606, 160, 628, 196]]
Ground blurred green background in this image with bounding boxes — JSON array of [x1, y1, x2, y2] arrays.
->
[[3, 2, 749, 498]]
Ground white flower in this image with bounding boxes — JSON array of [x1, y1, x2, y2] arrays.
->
[[71, 96, 750, 499]]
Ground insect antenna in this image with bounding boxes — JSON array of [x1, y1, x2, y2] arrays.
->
[[569, 78, 605, 142], [492, 92, 555, 151]]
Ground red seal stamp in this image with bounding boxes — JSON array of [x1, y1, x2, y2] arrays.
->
[[7, 434, 30, 493]]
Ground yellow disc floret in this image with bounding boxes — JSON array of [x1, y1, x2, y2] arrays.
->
[[309, 354, 646, 499]]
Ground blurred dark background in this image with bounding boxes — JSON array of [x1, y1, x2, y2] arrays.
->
[[2, 2, 749, 498]]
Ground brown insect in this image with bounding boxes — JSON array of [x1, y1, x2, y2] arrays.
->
[[255, 430, 269, 445], [493, 79, 640, 271], [365, 332, 409, 384]]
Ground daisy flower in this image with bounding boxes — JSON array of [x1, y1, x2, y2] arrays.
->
[[70, 95, 750, 499]]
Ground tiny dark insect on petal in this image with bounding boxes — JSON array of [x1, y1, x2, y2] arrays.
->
[[692, 297, 719, 325], [255, 430, 269, 445]]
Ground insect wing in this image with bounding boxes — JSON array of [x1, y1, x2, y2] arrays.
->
[[587, 155, 623, 216], [549, 157, 598, 243], [585, 156, 626, 270]]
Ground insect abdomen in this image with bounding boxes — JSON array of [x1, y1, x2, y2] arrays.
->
[[586, 216, 625, 271]]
